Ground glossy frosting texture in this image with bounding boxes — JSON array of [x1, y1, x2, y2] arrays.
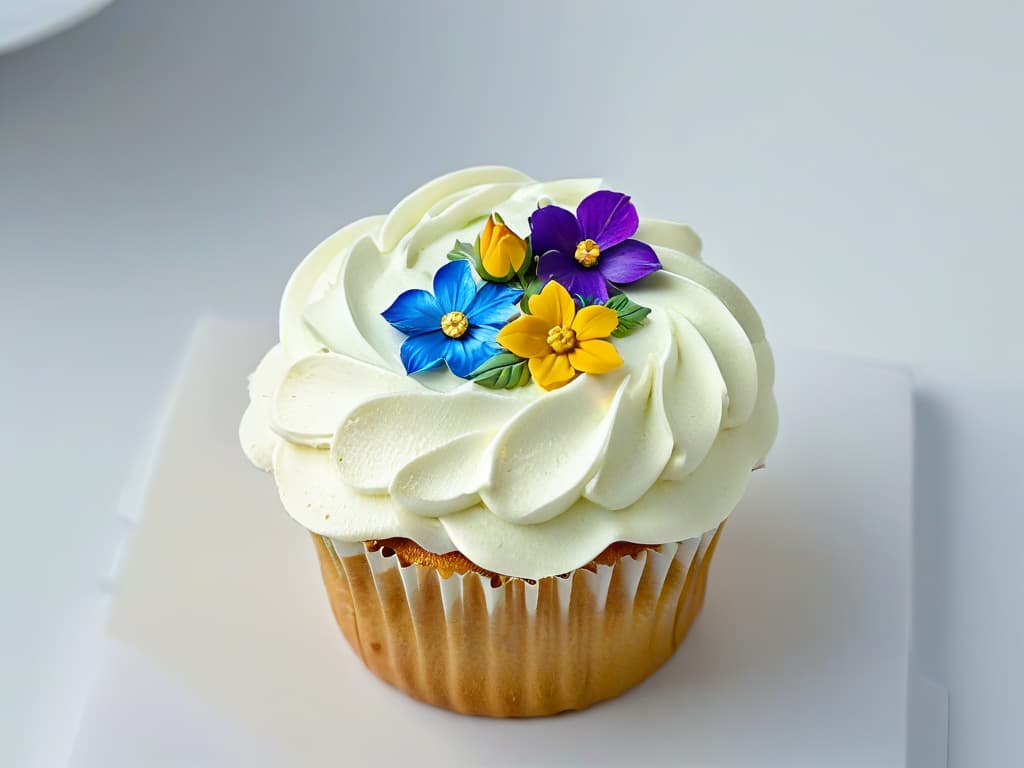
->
[[240, 167, 778, 579]]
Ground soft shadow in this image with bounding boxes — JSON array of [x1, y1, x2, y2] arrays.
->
[[911, 392, 951, 680], [909, 391, 953, 763]]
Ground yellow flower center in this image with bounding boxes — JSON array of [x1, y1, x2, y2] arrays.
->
[[546, 325, 577, 354], [440, 311, 469, 339], [574, 238, 601, 267]]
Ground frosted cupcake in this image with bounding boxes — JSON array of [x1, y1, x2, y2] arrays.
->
[[240, 167, 777, 717]]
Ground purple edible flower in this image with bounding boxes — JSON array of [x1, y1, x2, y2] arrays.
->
[[530, 190, 662, 303]]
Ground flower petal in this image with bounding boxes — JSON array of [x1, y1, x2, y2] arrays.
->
[[432, 259, 478, 313], [504, 231, 529, 272], [400, 330, 449, 374], [381, 289, 442, 335], [562, 269, 611, 304], [571, 304, 619, 341], [465, 281, 524, 327], [529, 204, 580, 258], [480, 243, 509, 278], [568, 339, 623, 374], [496, 315, 551, 359], [528, 353, 577, 391], [536, 248, 576, 285], [537, 250, 611, 304], [445, 326, 501, 378], [527, 279, 577, 327], [481, 229, 528, 277], [576, 190, 638, 250], [596, 239, 662, 285], [480, 214, 497, 255]]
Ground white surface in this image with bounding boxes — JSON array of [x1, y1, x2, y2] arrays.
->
[[2, 1, 1020, 765], [68, 318, 942, 767], [0, 0, 112, 54]]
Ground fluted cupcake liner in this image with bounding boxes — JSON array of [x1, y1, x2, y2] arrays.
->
[[313, 525, 723, 717]]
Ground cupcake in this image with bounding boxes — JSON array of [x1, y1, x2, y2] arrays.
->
[[239, 167, 778, 717]]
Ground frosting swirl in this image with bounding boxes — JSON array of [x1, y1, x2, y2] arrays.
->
[[239, 167, 778, 579]]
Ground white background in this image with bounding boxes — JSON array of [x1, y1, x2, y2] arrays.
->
[[1, 1, 1021, 765]]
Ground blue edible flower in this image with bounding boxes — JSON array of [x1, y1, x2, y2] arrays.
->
[[382, 260, 523, 378]]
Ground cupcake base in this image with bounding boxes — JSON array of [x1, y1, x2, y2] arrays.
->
[[312, 526, 723, 717]]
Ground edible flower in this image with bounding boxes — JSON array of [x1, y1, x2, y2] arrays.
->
[[496, 280, 622, 390], [531, 190, 662, 302], [382, 260, 523, 377], [479, 214, 529, 279]]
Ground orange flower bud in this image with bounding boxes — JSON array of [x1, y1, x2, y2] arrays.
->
[[480, 214, 528, 278]]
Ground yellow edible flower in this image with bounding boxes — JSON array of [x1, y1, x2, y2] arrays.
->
[[496, 281, 623, 391], [480, 214, 528, 278]]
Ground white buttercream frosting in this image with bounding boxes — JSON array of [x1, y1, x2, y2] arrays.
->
[[240, 167, 778, 579]]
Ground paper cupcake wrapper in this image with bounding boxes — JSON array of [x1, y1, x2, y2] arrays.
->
[[313, 525, 723, 717]]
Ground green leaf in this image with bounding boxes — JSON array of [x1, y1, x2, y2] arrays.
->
[[447, 239, 483, 274], [469, 352, 531, 389], [486, 270, 517, 284], [519, 277, 543, 314], [576, 295, 602, 307], [604, 293, 652, 338]]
